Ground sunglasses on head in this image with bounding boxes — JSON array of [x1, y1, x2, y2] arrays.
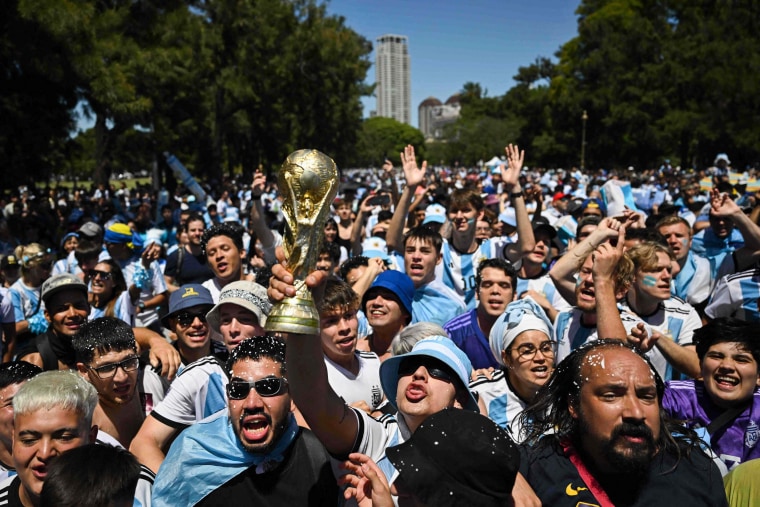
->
[[226, 376, 288, 399], [87, 269, 113, 280], [175, 311, 208, 327], [397, 356, 456, 384]]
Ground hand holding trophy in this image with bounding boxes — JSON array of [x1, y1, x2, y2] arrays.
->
[[265, 149, 338, 334]]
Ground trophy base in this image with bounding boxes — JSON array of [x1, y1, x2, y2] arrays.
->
[[264, 293, 320, 335]]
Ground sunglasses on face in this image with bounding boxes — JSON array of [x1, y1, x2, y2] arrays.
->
[[397, 356, 456, 384], [226, 376, 288, 399], [87, 269, 113, 281], [87, 356, 140, 379], [175, 311, 208, 327]]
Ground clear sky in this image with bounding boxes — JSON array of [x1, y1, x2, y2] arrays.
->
[[326, 0, 581, 127]]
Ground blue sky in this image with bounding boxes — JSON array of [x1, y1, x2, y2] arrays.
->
[[326, 0, 581, 127]]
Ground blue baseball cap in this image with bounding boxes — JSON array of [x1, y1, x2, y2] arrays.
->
[[362, 270, 414, 318], [380, 336, 478, 413], [161, 284, 214, 328]]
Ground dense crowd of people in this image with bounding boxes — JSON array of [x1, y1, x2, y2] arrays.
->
[[0, 145, 758, 505]]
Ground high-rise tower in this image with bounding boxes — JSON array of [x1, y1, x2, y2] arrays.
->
[[375, 34, 410, 125]]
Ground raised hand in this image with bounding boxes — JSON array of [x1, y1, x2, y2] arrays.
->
[[502, 144, 525, 190], [382, 158, 394, 176], [251, 169, 266, 198], [710, 188, 741, 217], [592, 225, 626, 282], [400, 145, 426, 187]]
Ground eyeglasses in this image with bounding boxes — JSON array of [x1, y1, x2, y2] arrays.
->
[[175, 311, 208, 327], [397, 357, 455, 384], [87, 269, 113, 281], [226, 377, 288, 399], [509, 340, 556, 361], [87, 356, 140, 379]]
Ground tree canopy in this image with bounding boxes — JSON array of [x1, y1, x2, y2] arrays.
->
[[1, 0, 372, 189], [435, 0, 760, 170]]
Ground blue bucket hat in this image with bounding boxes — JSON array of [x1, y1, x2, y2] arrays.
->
[[380, 336, 478, 413], [161, 284, 214, 328], [362, 270, 414, 318]]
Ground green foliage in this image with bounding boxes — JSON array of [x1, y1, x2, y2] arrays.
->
[[355, 117, 425, 167], [2, 0, 371, 189]]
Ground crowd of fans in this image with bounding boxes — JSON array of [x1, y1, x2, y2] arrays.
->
[[0, 146, 758, 506]]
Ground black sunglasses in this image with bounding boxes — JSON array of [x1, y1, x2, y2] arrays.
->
[[175, 311, 208, 327], [226, 377, 288, 399], [87, 269, 113, 281], [397, 356, 455, 384]]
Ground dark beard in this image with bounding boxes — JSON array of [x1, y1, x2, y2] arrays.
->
[[578, 420, 656, 479], [603, 422, 656, 478]]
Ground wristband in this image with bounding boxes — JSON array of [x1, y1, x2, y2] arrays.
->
[[510, 192, 524, 199]]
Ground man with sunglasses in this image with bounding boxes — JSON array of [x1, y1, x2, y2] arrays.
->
[[152, 337, 338, 506], [73, 317, 167, 449], [160, 284, 223, 370], [130, 280, 271, 473]]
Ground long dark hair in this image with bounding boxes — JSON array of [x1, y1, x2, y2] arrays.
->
[[95, 259, 127, 318], [519, 339, 702, 463]]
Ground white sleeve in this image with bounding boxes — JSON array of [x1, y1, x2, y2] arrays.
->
[[676, 306, 702, 346], [704, 276, 735, 320]]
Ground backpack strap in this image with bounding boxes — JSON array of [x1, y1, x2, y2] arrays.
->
[[706, 401, 751, 436], [175, 246, 185, 286]]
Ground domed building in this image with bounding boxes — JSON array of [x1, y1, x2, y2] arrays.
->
[[418, 94, 461, 140], [418, 97, 443, 139]]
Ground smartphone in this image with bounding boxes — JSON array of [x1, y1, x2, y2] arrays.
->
[[368, 195, 390, 206]]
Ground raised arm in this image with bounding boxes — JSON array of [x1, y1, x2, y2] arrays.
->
[[502, 144, 535, 261], [383, 159, 401, 207], [350, 195, 374, 257], [711, 188, 760, 271], [385, 145, 426, 253], [592, 227, 628, 340], [549, 217, 620, 304], [249, 169, 277, 264], [269, 264, 359, 455]]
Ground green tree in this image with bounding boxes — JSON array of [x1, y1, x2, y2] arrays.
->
[[355, 117, 425, 167], [0, 0, 78, 190]]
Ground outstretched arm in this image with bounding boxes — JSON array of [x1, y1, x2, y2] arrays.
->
[[386, 145, 426, 253], [711, 189, 760, 271], [383, 159, 401, 207], [592, 227, 628, 340], [249, 170, 277, 263], [549, 218, 620, 304], [269, 263, 359, 455], [502, 144, 535, 261]]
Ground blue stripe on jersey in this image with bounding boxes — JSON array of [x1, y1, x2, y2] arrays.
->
[[571, 326, 596, 351], [488, 395, 509, 429], [203, 373, 227, 418], [664, 316, 685, 381], [442, 240, 491, 310], [739, 277, 760, 321]]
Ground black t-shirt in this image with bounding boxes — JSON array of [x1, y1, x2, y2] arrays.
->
[[519, 438, 728, 507], [0, 476, 24, 507], [165, 248, 214, 286], [196, 430, 339, 507]]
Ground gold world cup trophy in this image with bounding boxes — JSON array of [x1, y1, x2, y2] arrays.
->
[[265, 149, 339, 334]]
